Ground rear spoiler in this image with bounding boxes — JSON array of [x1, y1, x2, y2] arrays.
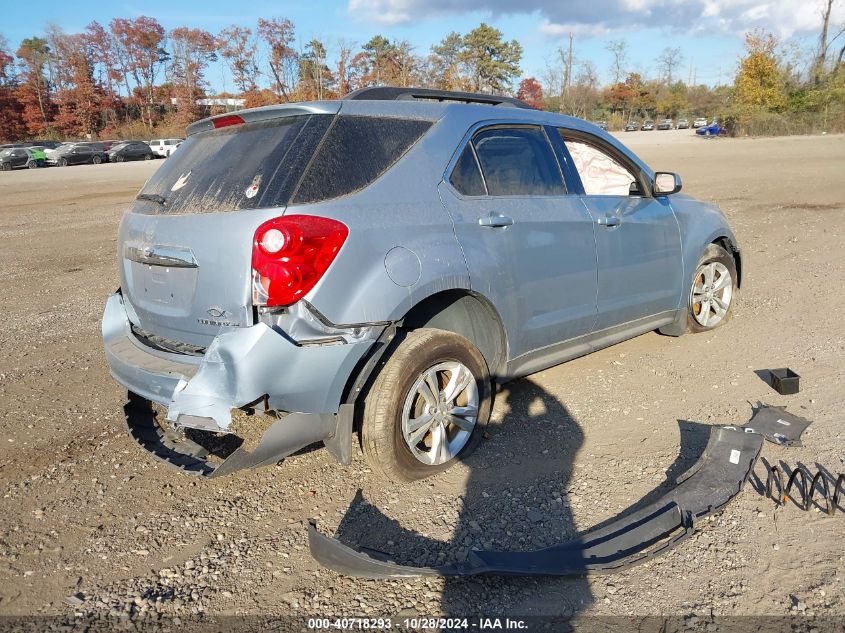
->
[[185, 102, 341, 136]]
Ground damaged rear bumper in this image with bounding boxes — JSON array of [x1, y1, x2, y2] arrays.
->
[[102, 292, 373, 475], [308, 425, 767, 577]]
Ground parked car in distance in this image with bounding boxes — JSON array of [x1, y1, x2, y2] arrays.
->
[[0, 143, 26, 149], [44, 143, 73, 159], [657, 119, 673, 130], [109, 141, 155, 162], [26, 146, 48, 166], [676, 118, 689, 129], [696, 121, 725, 136], [47, 143, 109, 166], [692, 117, 708, 128], [148, 138, 183, 157], [625, 121, 638, 131], [103, 87, 742, 483], [594, 121, 608, 131], [1, 147, 42, 170], [29, 140, 62, 150], [641, 120, 654, 130]]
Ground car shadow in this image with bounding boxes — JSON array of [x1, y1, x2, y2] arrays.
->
[[334, 376, 593, 617], [330, 389, 730, 617]]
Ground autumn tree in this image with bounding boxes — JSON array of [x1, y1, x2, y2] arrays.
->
[[605, 39, 628, 84], [16, 37, 53, 134], [169, 27, 217, 126], [298, 39, 333, 100], [51, 34, 109, 137], [656, 47, 684, 85], [460, 23, 522, 92], [110, 16, 168, 127], [516, 77, 544, 109], [733, 30, 786, 111], [257, 17, 297, 101], [0, 36, 25, 141], [428, 32, 465, 90], [218, 25, 259, 93]]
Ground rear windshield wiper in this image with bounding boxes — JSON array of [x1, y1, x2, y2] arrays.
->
[[136, 193, 167, 205]]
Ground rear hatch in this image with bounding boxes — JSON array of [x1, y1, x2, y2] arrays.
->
[[118, 108, 336, 349]]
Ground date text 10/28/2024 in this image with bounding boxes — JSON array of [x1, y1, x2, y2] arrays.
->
[[308, 617, 528, 630]]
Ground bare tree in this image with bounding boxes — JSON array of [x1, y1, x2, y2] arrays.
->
[[656, 46, 684, 85], [605, 39, 628, 84]]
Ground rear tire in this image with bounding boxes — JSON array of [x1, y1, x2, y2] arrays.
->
[[144, 153, 152, 160], [27, 160, 37, 169], [687, 244, 737, 333], [361, 328, 492, 482], [92, 155, 102, 165], [1, 162, 11, 171]]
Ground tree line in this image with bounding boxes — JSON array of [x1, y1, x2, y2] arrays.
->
[[0, 4, 843, 142]]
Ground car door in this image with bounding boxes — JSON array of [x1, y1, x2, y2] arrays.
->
[[11, 149, 28, 168], [70, 146, 89, 165], [557, 130, 683, 331], [439, 124, 598, 362]]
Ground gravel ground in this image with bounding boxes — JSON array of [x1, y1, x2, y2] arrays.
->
[[0, 133, 843, 627]]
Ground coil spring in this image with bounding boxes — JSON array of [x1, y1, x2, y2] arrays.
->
[[764, 464, 845, 515]]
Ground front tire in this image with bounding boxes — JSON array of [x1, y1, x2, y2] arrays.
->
[[144, 153, 152, 160], [92, 155, 102, 165], [57, 158, 67, 167], [361, 328, 492, 482], [688, 244, 737, 332]]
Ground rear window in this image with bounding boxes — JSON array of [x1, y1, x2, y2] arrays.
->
[[135, 114, 431, 214], [291, 115, 431, 205], [134, 115, 332, 215]]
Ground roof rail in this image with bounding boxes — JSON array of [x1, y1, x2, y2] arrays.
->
[[343, 86, 531, 109]]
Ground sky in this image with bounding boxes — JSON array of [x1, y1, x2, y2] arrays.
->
[[3, 0, 840, 91]]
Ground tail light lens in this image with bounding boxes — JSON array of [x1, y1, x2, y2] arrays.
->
[[251, 215, 348, 308]]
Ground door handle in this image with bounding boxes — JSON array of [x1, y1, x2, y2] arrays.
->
[[597, 215, 621, 227], [478, 213, 514, 228]]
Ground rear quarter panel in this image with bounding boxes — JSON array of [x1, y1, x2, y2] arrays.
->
[[293, 113, 472, 325]]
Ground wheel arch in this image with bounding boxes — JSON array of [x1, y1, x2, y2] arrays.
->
[[401, 289, 508, 378]]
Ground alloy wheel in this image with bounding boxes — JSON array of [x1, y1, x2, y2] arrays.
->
[[400, 361, 479, 466], [690, 261, 733, 327]]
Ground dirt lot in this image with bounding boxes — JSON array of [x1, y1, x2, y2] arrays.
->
[[0, 132, 843, 626]]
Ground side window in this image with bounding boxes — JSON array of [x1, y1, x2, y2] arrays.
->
[[449, 144, 486, 196], [472, 127, 564, 196], [292, 115, 432, 204], [560, 134, 638, 196]]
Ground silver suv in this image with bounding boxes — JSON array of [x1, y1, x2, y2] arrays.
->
[[102, 87, 741, 482]]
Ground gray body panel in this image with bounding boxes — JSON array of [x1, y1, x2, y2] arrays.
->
[[102, 96, 740, 467]]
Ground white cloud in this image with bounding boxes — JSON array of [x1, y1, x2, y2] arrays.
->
[[347, 0, 844, 38]]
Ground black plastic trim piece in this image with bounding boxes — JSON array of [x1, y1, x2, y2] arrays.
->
[[308, 424, 765, 578], [343, 87, 530, 109]]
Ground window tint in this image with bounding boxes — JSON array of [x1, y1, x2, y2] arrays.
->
[[449, 144, 486, 196], [561, 134, 637, 196], [136, 114, 333, 215], [292, 115, 432, 204], [472, 127, 564, 196]]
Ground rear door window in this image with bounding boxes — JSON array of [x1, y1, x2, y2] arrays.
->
[[291, 115, 431, 204], [471, 127, 565, 196], [449, 144, 486, 196]]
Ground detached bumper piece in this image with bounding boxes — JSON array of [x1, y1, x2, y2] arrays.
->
[[124, 394, 341, 478], [309, 405, 814, 578]]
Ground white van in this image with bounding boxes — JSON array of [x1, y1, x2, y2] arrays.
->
[[148, 138, 183, 158]]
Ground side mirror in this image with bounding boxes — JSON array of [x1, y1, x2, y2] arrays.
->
[[653, 172, 682, 195]]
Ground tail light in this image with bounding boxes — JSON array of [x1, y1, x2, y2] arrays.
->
[[251, 215, 348, 308]]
